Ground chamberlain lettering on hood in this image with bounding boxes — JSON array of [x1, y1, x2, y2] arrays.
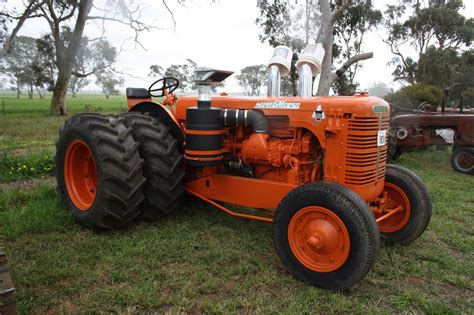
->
[[255, 101, 301, 109]]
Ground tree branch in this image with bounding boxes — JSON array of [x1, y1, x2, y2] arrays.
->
[[58, 4, 77, 22], [385, 38, 409, 69], [330, 0, 350, 24], [162, 0, 176, 29], [1, 0, 45, 56], [335, 52, 373, 78]]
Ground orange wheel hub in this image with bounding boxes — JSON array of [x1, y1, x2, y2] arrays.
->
[[64, 140, 97, 211], [377, 183, 411, 233], [288, 206, 350, 272]]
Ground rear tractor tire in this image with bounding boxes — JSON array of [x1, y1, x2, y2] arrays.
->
[[387, 129, 400, 161], [375, 164, 432, 245], [120, 113, 185, 220], [451, 146, 474, 175], [273, 182, 380, 291], [56, 114, 146, 229]]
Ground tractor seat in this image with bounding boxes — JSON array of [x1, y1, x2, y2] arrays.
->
[[126, 87, 151, 99]]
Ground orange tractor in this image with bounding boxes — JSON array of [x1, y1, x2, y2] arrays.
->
[[55, 45, 431, 290]]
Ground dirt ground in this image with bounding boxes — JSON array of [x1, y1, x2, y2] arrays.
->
[[0, 176, 56, 192]]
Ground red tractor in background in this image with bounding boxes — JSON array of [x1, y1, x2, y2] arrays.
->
[[389, 101, 474, 175], [55, 45, 432, 290]]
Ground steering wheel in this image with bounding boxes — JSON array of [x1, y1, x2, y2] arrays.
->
[[148, 77, 179, 97], [416, 101, 432, 112]]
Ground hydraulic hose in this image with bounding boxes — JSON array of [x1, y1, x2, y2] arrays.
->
[[221, 109, 268, 134]]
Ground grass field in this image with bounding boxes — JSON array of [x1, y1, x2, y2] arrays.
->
[[0, 94, 473, 313]]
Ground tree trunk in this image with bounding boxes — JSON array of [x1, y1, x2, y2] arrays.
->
[[35, 86, 43, 99], [316, 0, 334, 96], [50, 69, 70, 115], [49, 0, 93, 115], [315, 0, 372, 96], [316, 31, 335, 94], [28, 84, 33, 99], [16, 81, 20, 99], [317, 43, 335, 95]]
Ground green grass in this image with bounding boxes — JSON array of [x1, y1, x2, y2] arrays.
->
[[0, 94, 473, 313], [0, 93, 126, 154], [0, 151, 54, 181]]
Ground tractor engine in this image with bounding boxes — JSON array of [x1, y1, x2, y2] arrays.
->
[[182, 60, 323, 187], [185, 104, 322, 186], [226, 126, 321, 185]]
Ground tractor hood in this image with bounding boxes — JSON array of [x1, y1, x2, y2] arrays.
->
[[175, 94, 390, 122]]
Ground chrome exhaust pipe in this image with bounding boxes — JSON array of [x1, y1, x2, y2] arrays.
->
[[267, 65, 281, 97], [297, 63, 313, 97], [267, 46, 292, 97], [296, 44, 325, 97]]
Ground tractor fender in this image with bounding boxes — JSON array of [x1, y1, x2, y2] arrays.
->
[[129, 101, 184, 151]]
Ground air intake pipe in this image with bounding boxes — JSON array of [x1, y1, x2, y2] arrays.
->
[[267, 45, 293, 97], [221, 109, 268, 134], [296, 43, 325, 97]]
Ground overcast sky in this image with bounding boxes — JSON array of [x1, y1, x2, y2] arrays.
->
[[6, 0, 474, 94]]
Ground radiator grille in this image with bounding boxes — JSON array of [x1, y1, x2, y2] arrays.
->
[[345, 116, 389, 185]]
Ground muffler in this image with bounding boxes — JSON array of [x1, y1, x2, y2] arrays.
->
[[296, 43, 325, 97], [267, 45, 293, 97]]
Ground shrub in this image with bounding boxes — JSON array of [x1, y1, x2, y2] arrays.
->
[[385, 84, 443, 113]]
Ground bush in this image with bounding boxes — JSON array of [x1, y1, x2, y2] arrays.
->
[[461, 87, 474, 107], [385, 84, 443, 113]]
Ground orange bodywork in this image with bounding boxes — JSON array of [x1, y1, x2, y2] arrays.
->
[[174, 95, 390, 208], [127, 97, 152, 109], [128, 93, 399, 226]]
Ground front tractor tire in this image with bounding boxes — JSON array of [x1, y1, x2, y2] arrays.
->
[[376, 164, 432, 245], [451, 146, 474, 175], [273, 182, 380, 291], [120, 113, 185, 220], [56, 114, 145, 229]]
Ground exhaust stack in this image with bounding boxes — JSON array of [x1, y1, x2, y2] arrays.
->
[[296, 44, 325, 97], [267, 45, 292, 97]]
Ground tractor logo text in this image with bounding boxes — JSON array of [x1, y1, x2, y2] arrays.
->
[[312, 105, 325, 124], [255, 101, 301, 109]]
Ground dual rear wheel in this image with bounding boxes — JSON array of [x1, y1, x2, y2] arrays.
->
[[56, 113, 184, 229]]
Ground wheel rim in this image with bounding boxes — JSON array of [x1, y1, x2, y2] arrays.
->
[[288, 206, 350, 273], [377, 183, 411, 233], [64, 140, 97, 211], [455, 151, 473, 172]]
